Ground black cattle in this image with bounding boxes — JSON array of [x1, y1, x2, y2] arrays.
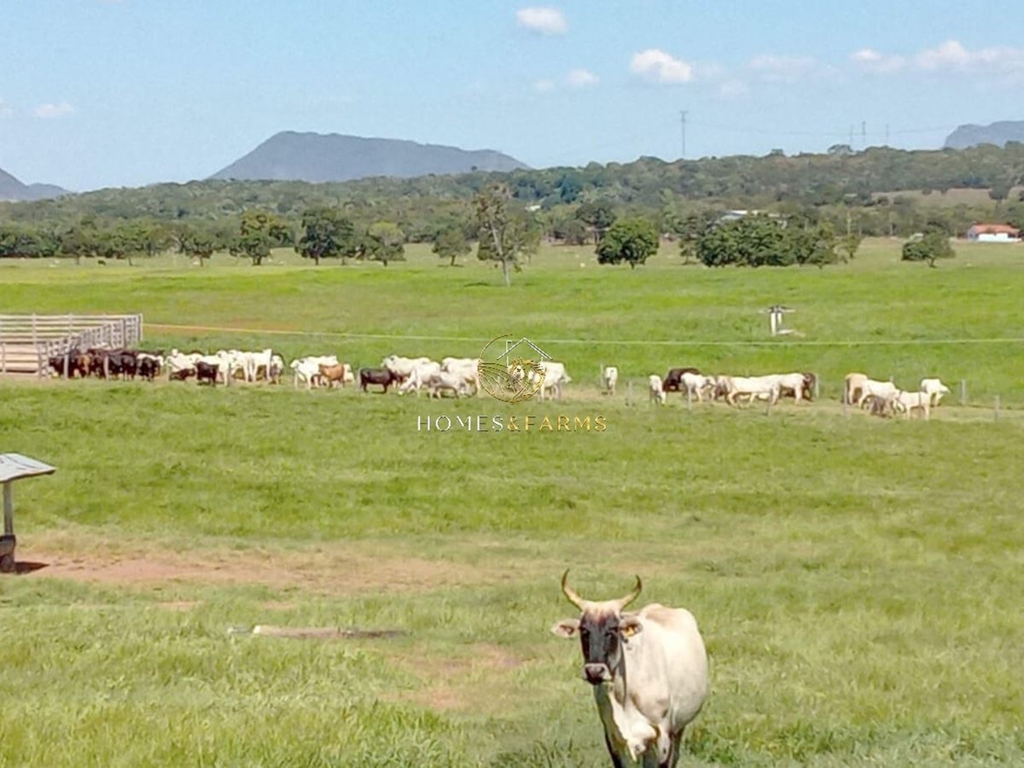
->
[[48, 351, 90, 378], [137, 357, 161, 381], [662, 367, 702, 392], [196, 361, 219, 386], [359, 367, 398, 393], [169, 366, 196, 382]]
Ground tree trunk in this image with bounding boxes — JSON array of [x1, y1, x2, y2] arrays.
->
[[501, 258, 512, 287]]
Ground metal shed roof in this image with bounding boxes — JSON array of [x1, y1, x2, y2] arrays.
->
[[0, 454, 57, 484]]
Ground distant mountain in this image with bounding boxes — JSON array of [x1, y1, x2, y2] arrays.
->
[[210, 131, 530, 183], [0, 167, 68, 202], [944, 121, 1024, 149]]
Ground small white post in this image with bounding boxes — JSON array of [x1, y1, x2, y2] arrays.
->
[[626, 380, 633, 407], [959, 379, 967, 406], [994, 395, 1000, 422], [813, 376, 820, 401]]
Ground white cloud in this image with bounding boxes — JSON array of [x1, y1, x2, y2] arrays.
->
[[850, 40, 1024, 80], [534, 79, 556, 93], [747, 54, 819, 83], [565, 68, 598, 88], [850, 48, 906, 74], [33, 102, 74, 118], [629, 49, 694, 84], [914, 39, 1024, 74], [516, 7, 567, 35]]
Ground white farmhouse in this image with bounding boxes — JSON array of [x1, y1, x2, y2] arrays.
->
[[966, 223, 1020, 243]]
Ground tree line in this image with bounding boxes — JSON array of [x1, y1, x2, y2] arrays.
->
[[5, 142, 1023, 275]]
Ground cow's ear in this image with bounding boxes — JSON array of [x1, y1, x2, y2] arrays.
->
[[620, 616, 643, 639], [551, 619, 580, 638]]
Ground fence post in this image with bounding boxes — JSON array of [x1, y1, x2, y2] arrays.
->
[[626, 380, 633, 407], [103, 353, 109, 380], [959, 379, 967, 407]]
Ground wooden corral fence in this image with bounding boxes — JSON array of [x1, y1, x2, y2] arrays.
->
[[0, 314, 144, 376]]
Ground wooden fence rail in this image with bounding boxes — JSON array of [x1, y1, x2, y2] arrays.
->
[[0, 314, 144, 376]]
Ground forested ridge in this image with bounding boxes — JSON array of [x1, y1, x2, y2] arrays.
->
[[2, 142, 1024, 264]]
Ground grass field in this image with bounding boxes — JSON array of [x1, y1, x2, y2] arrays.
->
[[1, 239, 1023, 766]]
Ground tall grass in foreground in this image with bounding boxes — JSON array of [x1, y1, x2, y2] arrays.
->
[[1, 238, 1023, 765], [1, 382, 1023, 765]]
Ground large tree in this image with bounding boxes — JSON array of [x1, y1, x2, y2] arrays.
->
[[474, 183, 540, 287], [60, 216, 101, 265], [361, 221, 406, 266], [295, 206, 356, 265], [901, 231, 955, 267], [230, 210, 288, 266], [432, 224, 471, 266], [575, 201, 617, 244], [175, 223, 218, 267], [596, 218, 659, 269]]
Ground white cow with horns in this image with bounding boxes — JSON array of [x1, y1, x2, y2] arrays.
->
[[551, 571, 709, 768]]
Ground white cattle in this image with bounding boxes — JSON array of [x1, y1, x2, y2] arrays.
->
[[768, 372, 816, 403], [856, 379, 898, 409], [215, 349, 248, 382], [531, 361, 571, 401], [603, 366, 619, 396], [920, 378, 951, 407], [425, 371, 471, 399], [398, 361, 443, 396], [680, 372, 715, 402], [382, 355, 432, 381], [244, 348, 274, 383], [845, 372, 869, 406], [267, 354, 285, 384], [716, 375, 781, 407], [166, 350, 201, 380], [441, 358, 481, 396], [892, 390, 931, 420], [290, 355, 339, 389], [552, 572, 709, 768], [648, 374, 666, 405]]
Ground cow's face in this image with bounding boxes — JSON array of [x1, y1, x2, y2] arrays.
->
[[552, 571, 643, 686]]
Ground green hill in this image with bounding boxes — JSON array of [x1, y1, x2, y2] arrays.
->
[[210, 131, 529, 182]]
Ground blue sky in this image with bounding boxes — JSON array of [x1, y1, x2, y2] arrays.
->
[[2, 0, 1024, 192]]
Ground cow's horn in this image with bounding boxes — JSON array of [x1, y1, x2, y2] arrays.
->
[[615, 575, 642, 610], [561, 569, 586, 610]]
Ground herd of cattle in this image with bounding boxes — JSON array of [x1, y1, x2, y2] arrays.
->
[[45, 346, 952, 417]]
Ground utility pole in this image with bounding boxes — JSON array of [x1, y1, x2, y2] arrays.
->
[[680, 110, 688, 159]]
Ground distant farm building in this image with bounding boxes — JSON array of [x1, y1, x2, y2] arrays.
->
[[966, 223, 1020, 243]]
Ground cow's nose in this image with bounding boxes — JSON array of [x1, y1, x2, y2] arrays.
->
[[583, 664, 610, 685]]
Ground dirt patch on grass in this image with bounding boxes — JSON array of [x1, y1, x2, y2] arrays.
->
[[390, 642, 528, 713], [19, 536, 493, 597]]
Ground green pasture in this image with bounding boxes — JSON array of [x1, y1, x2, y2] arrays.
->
[[1, 239, 1024, 766], [3, 238, 1024, 406]]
